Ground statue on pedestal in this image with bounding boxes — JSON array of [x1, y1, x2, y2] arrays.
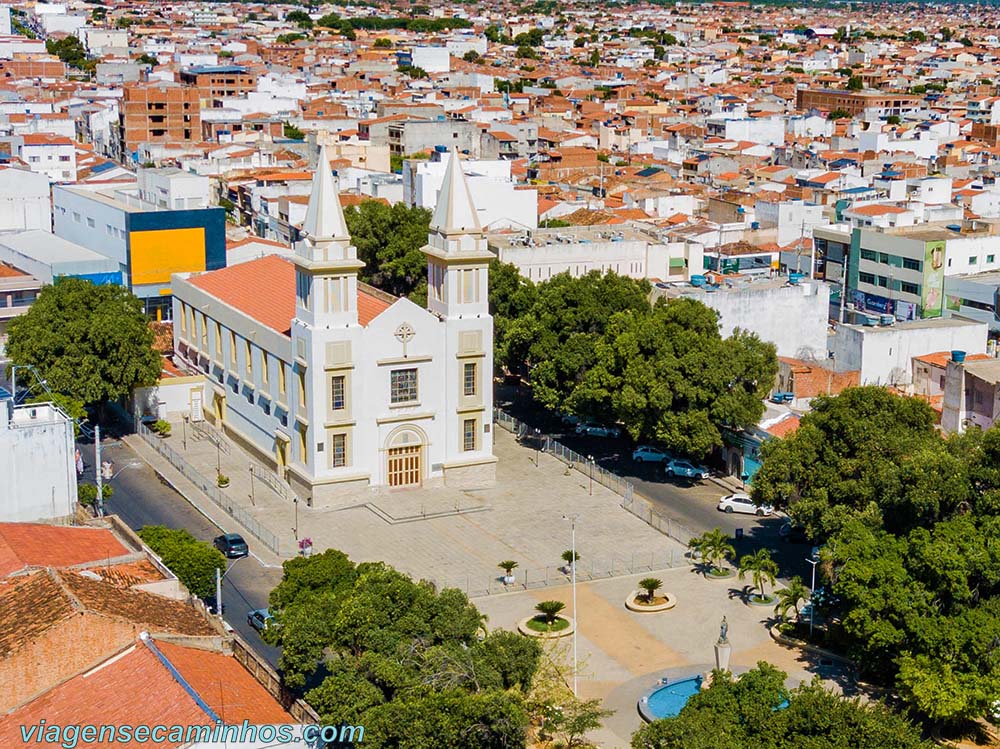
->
[[718, 616, 729, 645]]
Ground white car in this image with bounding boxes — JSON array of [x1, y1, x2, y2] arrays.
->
[[632, 445, 670, 463], [717, 493, 773, 516]]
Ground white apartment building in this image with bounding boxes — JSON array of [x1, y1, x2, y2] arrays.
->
[[171, 147, 496, 507], [0, 166, 52, 233], [0, 399, 78, 523], [15, 134, 76, 183], [403, 152, 537, 230]]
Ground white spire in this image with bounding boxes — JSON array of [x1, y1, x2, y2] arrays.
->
[[431, 148, 481, 235], [302, 145, 350, 241]]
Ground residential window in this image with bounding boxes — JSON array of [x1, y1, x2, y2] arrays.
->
[[72, 212, 81, 223], [859, 249, 878, 262], [970, 256, 978, 265], [877, 252, 889, 264], [390, 368, 418, 404], [230, 332, 237, 366], [900, 281, 919, 295], [989, 255, 996, 264], [261, 353, 269, 386], [298, 369, 307, 408], [331, 375, 346, 410], [245, 340, 253, 377], [876, 275, 889, 288], [215, 322, 222, 357], [859, 271, 875, 285], [200, 314, 207, 347], [463, 362, 477, 396], [331, 433, 346, 467], [902, 257, 921, 271], [279, 362, 287, 398], [180, 303, 188, 335], [463, 418, 477, 451]]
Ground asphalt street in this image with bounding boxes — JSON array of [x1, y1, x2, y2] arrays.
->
[[495, 384, 816, 582], [80, 437, 283, 668]]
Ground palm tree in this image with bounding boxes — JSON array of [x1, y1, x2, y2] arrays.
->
[[773, 576, 809, 622], [638, 577, 662, 603], [562, 549, 580, 566], [498, 560, 519, 577], [738, 548, 779, 602], [688, 528, 735, 575], [535, 600, 566, 626]]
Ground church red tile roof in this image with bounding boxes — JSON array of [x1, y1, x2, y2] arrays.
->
[[188, 255, 391, 335]]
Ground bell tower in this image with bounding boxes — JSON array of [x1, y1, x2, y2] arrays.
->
[[292, 145, 363, 329], [422, 148, 493, 319]]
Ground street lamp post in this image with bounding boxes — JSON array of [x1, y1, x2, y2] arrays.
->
[[215, 555, 248, 619], [534, 428, 541, 467], [587, 455, 594, 495], [563, 513, 579, 697], [806, 551, 820, 639]]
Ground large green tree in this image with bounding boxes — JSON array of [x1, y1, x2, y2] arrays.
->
[[267, 551, 546, 747], [137, 526, 226, 598], [343, 200, 431, 304], [497, 270, 651, 407], [568, 298, 776, 457], [6, 279, 161, 409], [751, 387, 1000, 727], [632, 663, 931, 749]]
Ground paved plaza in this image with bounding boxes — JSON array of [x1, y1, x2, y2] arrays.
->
[[476, 570, 853, 748], [126, 418, 688, 593], [125, 416, 851, 748]]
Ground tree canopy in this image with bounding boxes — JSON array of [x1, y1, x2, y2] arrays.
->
[[266, 550, 546, 748], [343, 200, 431, 304], [490, 265, 777, 458], [5, 279, 161, 408], [137, 526, 226, 599], [751, 386, 1000, 726], [632, 663, 931, 749]]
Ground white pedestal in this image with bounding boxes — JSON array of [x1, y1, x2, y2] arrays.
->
[[714, 641, 732, 672]]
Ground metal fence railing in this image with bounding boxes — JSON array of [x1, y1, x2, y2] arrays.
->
[[494, 408, 697, 549], [494, 408, 634, 501], [433, 549, 685, 599], [135, 421, 281, 555], [621, 493, 697, 549]]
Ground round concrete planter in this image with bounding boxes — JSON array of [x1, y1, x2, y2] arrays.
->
[[704, 567, 735, 580], [747, 594, 777, 607], [517, 615, 575, 639], [626, 591, 677, 612]]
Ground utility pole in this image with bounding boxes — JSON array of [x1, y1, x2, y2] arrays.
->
[[216, 567, 222, 618], [563, 514, 580, 697], [838, 243, 849, 324], [95, 424, 103, 518]]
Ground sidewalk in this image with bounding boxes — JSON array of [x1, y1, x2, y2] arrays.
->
[[124, 433, 286, 568]]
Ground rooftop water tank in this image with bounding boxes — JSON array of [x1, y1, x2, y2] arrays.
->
[[690, 275, 707, 287], [952, 350, 967, 363], [788, 273, 804, 285]]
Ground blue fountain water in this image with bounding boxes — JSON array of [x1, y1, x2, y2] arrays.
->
[[644, 676, 703, 719]]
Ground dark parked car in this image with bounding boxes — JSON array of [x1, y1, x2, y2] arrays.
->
[[779, 520, 811, 544], [214, 533, 249, 558]]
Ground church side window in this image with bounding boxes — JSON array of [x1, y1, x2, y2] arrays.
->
[[391, 368, 418, 404]]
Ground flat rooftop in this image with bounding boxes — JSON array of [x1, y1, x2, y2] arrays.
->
[[488, 225, 649, 249], [840, 316, 985, 334], [963, 357, 1000, 385], [0, 230, 112, 265]]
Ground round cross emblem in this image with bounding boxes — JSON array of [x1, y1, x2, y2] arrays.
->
[[394, 323, 416, 344]]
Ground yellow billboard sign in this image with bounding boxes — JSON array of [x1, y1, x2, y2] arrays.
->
[[130, 227, 206, 286]]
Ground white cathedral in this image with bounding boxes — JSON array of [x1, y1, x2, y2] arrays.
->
[[171, 146, 496, 507]]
